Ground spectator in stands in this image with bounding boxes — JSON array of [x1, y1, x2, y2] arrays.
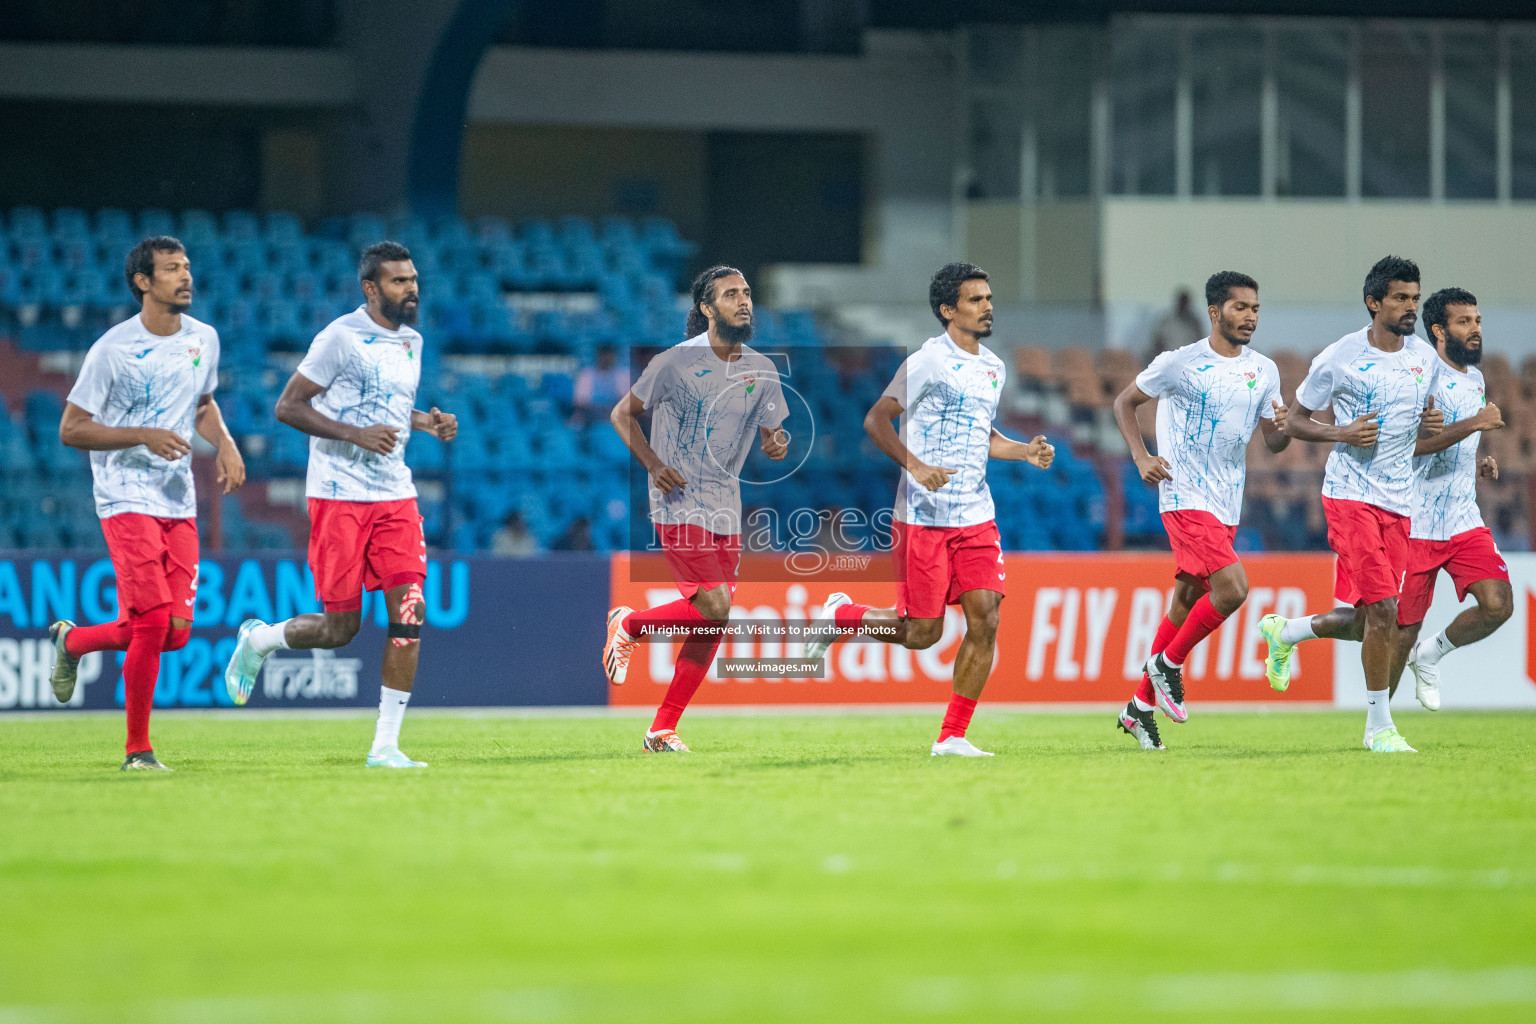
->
[[551, 515, 594, 552], [571, 343, 628, 427], [491, 511, 538, 556], [1147, 289, 1204, 360]]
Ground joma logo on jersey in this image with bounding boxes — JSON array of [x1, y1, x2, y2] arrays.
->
[[1196, 364, 1214, 372], [1356, 362, 1376, 372]]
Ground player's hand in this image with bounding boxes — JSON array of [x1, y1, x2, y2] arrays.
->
[[428, 407, 457, 442], [1337, 411, 1379, 447], [137, 428, 191, 461], [1477, 401, 1504, 431], [761, 428, 789, 461], [1134, 452, 1173, 484], [215, 442, 246, 494], [651, 464, 687, 494], [1421, 396, 1444, 435], [352, 424, 400, 455], [910, 462, 957, 491], [1024, 434, 1054, 469], [1271, 399, 1288, 433], [1480, 456, 1499, 480]]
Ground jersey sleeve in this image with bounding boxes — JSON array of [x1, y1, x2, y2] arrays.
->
[[1133, 349, 1181, 398], [881, 350, 936, 411], [295, 326, 349, 390], [630, 348, 674, 410], [1258, 361, 1282, 419], [1294, 349, 1336, 412], [755, 369, 788, 429], [201, 328, 221, 396], [66, 342, 116, 416]]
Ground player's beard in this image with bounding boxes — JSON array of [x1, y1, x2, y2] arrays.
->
[[1388, 314, 1417, 336], [382, 295, 419, 326], [1218, 315, 1251, 346], [716, 317, 753, 345], [1445, 331, 1483, 366]]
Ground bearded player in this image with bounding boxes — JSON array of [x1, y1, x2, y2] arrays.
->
[[48, 236, 245, 770], [1259, 256, 1444, 753], [1386, 287, 1510, 710], [223, 242, 458, 768], [1109, 271, 1289, 751], [601, 265, 788, 752], [802, 262, 1054, 757]]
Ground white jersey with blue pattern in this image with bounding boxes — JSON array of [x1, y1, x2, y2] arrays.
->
[[1135, 338, 1282, 526], [67, 312, 221, 519], [1410, 360, 1488, 541], [631, 333, 787, 535], [884, 333, 1005, 528], [1296, 327, 1442, 518], [297, 307, 422, 502]]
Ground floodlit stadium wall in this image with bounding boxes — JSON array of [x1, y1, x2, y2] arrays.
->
[[3, 553, 1535, 712]]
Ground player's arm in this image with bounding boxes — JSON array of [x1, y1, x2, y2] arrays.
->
[[195, 394, 245, 493], [1112, 382, 1172, 483], [863, 395, 954, 491], [1260, 400, 1291, 453], [988, 427, 1054, 469], [274, 371, 399, 455], [1414, 401, 1502, 456], [410, 407, 458, 441], [58, 401, 190, 460], [610, 389, 685, 493], [759, 424, 788, 461], [1284, 403, 1378, 447]]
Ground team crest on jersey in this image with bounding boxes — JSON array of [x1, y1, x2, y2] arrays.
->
[[987, 369, 999, 388], [187, 345, 201, 367], [1242, 370, 1257, 389], [1409, 365, 1424, 383], [743, 375, 757, 394], [403, 338, 414, 359]]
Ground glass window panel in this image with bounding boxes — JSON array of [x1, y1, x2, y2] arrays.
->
[[1510, 31, 1536, 199], [1359, 24, 1432, 198], [968, 26, 1025, 86], [1034, 26, 1097, 198], [968, 96, 1022, 200], [1191, 25, 1264, 196], [1443, 28, 1498, 200], [1274, 27, 1348, 196], [1110, 22, 1178, 195]]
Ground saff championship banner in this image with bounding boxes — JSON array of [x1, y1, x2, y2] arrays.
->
[[608, 552, 1337, 705], [0, 553, 609, 711]]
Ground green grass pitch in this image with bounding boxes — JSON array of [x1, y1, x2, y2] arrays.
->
[[2, 710, 1534, 1023]]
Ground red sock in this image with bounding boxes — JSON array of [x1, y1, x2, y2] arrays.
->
[[1134, 615, 1181, 705], [938, 693, 978, 742], [1163, 594, 1229, 667], [65, 620, 132, 657], [650, 622, 724, 733], [834, 603, 870, 633], [124, 607, 170, 754], [623, 596, 707, 638]]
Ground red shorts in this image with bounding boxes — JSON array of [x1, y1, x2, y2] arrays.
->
[[1397, 527, 1510, 626], [307, 497, 426, 612], [657, 523, 741, 597], [1161, 510, 1240, 588], [100, 513, 199, 621], [892, 519, 1006, 620], [1322, 497, 1410, 606]]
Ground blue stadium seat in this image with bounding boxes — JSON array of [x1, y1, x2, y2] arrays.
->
[[9, 206, 47, 239], [137, 209, 175, 237]]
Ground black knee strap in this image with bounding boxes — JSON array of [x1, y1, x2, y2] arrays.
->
[[388, 623, 421, 640]]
